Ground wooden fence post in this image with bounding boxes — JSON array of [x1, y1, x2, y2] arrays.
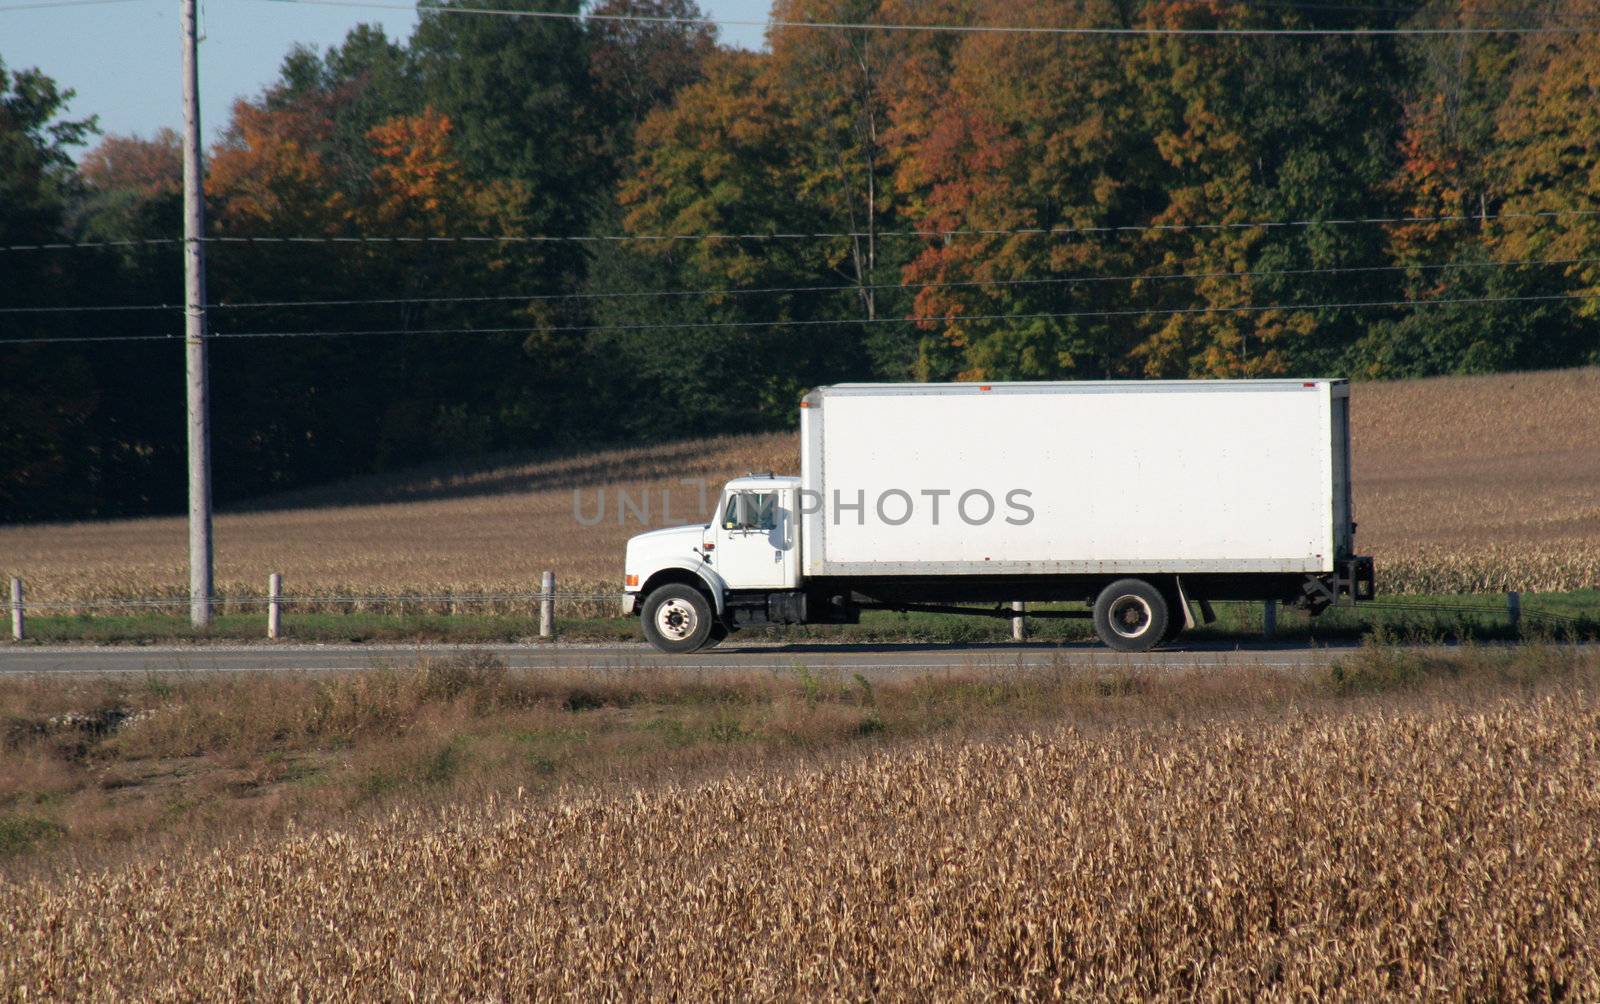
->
[[1011, 601, 1026, 642], [267, 573, 282, 640], [1262, 599, 1277, 639], [9, 577, 22, 643], [540, 571, 555, 640], [1507, 591, 1520, 632]]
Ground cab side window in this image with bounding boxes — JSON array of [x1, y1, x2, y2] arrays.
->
[[722, 491, 777, 530], [748, 493, 776, 530]]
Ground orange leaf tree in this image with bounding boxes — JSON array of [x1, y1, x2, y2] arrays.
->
[[889, 0, 1148, 381], [1490, 3, 1600, 317]]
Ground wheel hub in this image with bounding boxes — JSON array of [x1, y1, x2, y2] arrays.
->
[[1108, 595, 1152, 638], [655, 598, 698, 640]]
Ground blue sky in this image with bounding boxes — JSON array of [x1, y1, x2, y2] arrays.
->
[[0, 0, 772, 147]]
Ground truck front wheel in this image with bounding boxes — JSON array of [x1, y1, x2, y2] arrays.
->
[[1092, 579, 1169, 653], [641, 584, 715, 654]]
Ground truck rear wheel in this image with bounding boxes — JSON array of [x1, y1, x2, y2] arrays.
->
[[1093, 579, 1169, 653], [641, 584, 714, 654]]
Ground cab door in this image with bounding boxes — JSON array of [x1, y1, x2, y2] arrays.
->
[[714, 487, 798, 590]]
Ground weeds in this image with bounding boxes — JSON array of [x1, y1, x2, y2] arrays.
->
[[0, 815, 63, 857], [2, 646, 1596, 871], [5, 686, 1599, 999], [420, 650, 506, 702]]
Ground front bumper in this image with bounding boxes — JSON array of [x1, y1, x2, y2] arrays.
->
[[620, 591, 639, 617]]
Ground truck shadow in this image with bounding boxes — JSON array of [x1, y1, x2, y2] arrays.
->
[[715, 638, 1368, 656]]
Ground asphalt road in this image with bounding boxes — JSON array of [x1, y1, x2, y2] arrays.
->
[[0, 640, 1387, 676]]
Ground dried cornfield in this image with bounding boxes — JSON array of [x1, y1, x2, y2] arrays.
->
[[3, 691, 1597, 1000], [0, 433, 797, 614], [2, 367, 1598, 606], [1355, 367, 1600, 594]]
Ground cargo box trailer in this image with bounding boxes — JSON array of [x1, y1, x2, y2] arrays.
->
[[622, 379, 1375, 653]]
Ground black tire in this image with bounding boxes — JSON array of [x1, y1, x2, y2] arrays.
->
[[1092, 578, 1170, 653], [704, 622, 731, 648], [640, 584, 715, 654]]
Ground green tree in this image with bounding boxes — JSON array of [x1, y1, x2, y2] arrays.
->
[[0, 58, 103, 522], [1127, 0, 1407, 378], [586, 0, 718, 170], [69, 129, 188, 515], [608, 48, 879, 431], [413, 0, 595, 258], [275, 25, 422, 193]]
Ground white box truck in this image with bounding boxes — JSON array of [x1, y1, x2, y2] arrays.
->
[[622, 379, 1374, 653]]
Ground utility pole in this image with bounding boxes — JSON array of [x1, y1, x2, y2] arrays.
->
[[181, 0, 212, 628]]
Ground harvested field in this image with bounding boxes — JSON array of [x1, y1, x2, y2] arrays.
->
[[3, 664, 1597, 1000], [0, 433, 795, 612], [1357, 367, 1600, 592], [24, 645, 1555, 861], [1, 367, 1597, 604]]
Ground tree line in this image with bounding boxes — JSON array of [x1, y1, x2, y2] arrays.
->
[[3, 0, 1598, 522]]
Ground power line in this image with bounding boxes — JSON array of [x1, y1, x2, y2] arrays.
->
[[5, 332, 179, 345], [5, 207, 1598, 254], [0, 237, 182, 252], [1245, 0, 1600, 22], [0, 0, 148, 11], [5, 254, 1596, 315], [250, 0, 1600, 35], [6, 290, 1596, 346]]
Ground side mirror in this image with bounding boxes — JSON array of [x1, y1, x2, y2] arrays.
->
[[734, 492, 754, 529]]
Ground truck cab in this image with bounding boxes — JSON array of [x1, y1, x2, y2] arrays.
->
[[622, 474, 802, 652]]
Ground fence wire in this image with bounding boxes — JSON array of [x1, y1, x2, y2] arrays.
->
[[14, 591, 620, 613], [8, 592, 1592, 626]]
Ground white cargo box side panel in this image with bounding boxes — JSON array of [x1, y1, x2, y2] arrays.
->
[[803, 382, 1336, 576]]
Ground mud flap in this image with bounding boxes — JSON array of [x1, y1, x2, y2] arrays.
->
[[1174, 576, 1196, 630]]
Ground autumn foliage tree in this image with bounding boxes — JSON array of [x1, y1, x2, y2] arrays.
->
[[1349, 0, 1600, 376], [209, 98, 348, 235], [607, 50, 870, 431], [1490, 3, 1600, 315], [891, 0, 1148, 381]]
